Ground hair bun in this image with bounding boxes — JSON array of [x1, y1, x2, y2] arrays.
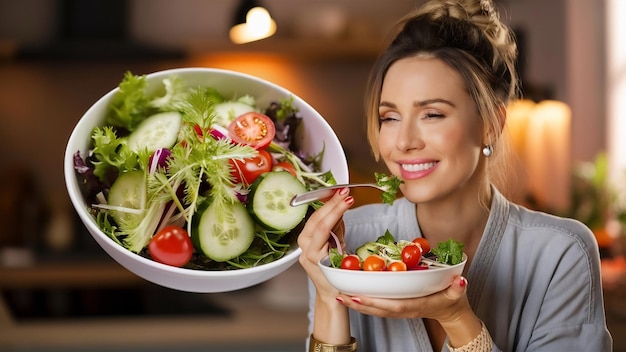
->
[[419, 0, 508, 48], [479, 0, 500, 23]]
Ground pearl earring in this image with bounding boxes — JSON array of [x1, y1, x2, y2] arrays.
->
[[482, 145, 493, 157]]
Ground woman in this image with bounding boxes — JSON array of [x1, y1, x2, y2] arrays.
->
[[297, 0, 613, 351]]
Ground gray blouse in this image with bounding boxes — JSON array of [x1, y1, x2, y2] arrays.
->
[[307, 189, 612, 351]]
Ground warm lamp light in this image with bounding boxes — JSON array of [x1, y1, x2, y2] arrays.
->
[[525, 100, 572, 213], [507, 99, 536, 160], [229, 0, 277, 44], [506, 99, 536, 204]]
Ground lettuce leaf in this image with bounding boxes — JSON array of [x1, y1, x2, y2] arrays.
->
[[375, 172, 403, 205], [376, 229, 396, 245], [90, 126, 139, 182], [329, 248, 344, 268], [148, 75, 189, 111], [431, 239, 464, 265], [105, 72, 151, 131]]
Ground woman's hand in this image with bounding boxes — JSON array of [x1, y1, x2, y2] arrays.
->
[[336, 275, 467, 319], [298, 188, 356, 345], [337, 276, 479, 331], [298, 187, 354, 301]]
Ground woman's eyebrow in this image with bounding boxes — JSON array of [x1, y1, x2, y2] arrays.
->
[[379, 99, 456, 109], [379, 101, 396, 109], [414, 98, 456, 107]]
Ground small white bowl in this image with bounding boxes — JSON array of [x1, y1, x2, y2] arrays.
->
[[318, 255, 467, 298], [64, 67, 349, 293]]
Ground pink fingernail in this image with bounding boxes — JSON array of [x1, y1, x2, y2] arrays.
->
[[351, 297, 361, 304], [339, 187, 349, 196], [336, 297, 345, 304], [344, 196, 354, 205]]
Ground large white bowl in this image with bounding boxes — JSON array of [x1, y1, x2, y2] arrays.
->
[[318, 255, 466, 298], [64, 67, 349, 293]]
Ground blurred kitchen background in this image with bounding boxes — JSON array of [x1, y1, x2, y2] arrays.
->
[[1, 0, 626, 351]]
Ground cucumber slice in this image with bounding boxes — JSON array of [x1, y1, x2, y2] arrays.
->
[[192, 200, 255, 262], [214, 101, 256, 127], [108, 171, 145, 226], [248, 171, 308, 231], [127, 111, 182, 152], [355, 242, 379, 261]]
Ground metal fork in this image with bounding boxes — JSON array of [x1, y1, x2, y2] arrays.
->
[[289, 183, 386, 207]]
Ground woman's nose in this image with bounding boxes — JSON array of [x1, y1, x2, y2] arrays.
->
[[396, 121, 425, 151]]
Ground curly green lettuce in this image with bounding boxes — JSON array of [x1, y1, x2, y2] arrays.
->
[[375, 172, 403, 205]]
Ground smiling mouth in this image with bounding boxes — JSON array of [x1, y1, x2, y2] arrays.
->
[[401, 161, 438, 172]]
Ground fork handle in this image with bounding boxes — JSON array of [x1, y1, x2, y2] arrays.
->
[[289, 183, 378, 207], [289, 188, 336, 207]]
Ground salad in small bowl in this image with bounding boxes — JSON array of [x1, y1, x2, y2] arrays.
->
[[64, 67, 348, 293], [319, 230, 467, 298]]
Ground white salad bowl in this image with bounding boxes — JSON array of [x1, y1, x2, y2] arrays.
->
[[318, 255, 467, 299], [64, 67, 349, 293]]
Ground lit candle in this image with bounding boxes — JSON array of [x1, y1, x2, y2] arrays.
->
[[507, 99, 536, 161], [506, 99, 536, 204], [525, 100, 572, 213]]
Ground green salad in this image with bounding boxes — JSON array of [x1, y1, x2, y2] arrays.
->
[[73, 72, 338, 270]]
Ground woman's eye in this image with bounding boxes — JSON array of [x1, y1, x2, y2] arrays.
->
[[378, 116, 397, 123], [378, 111, 400, 123], [424, 112, 444, 119]]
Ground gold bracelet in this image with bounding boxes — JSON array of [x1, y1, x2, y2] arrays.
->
[[446, 321, 493, 352], [309, 334, 357, 352]]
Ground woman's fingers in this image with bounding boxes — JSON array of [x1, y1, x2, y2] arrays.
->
[[444, 276, 468, 300], [335, 276, 469, 320], [297, 188, 354, 296], [303, 188, 353, 254]]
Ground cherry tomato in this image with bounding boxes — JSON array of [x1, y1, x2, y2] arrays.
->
[[228, 112, 276, 149], [229, 149, 273, 186], [387, 261, 407, 271], [412, 237, 431, 254], [401, 243, 423, 269], [363, 254, 386, 271], [272, 161, 297, 177], [148, 225, 194, 267], [340, 254, 361, 270]]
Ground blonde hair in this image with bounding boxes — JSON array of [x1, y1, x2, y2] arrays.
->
[[365, 0, 519, 199]]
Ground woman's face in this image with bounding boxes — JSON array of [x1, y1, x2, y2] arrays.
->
[[378, 56, 485, 203]]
